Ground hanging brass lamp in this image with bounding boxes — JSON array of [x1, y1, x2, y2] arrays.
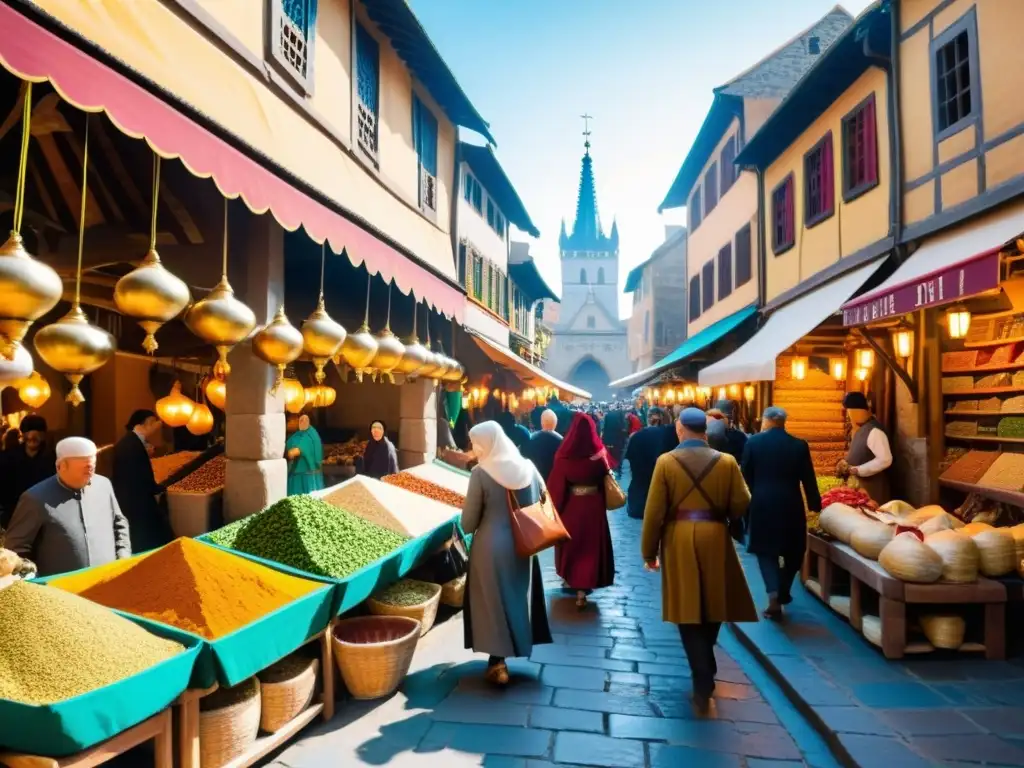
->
[[395, 299, 429, 378], [369, 282, 405, 383], [184, 200, 257, 378], [156, 380, 195, 428], [301, 243, 346, 384], [186, 383, 214, 435], [337, 273, 378, 381], [443, 358, 465, 383], [204, 374, 227, 411], [0, 342, 33, 385], [17, 371, 51, 409], [32, 115, 115, 406], [113, 155, 191, 354], [416, 314, 440, 380], [0, 83, 63, 361], [282, 372, 306, 414], [252, 305, 304, 392]]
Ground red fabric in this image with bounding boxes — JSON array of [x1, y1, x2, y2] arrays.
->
[[0, 4, 463, 320], [627, 413, 642, 434], [556, 413, 606, 462], [865, 96, 878, 185]]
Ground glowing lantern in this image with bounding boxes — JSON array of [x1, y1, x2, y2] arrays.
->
[[855, 367, 870, 382], [728, 384, 740, 398], [743, 384, 755, 402], [790, 356, 808, 381], [17, 371, 50, 409], [683, 386, 695, 402], [891, 323, 914, 360], [717, 387, 726, 402], [830, 357, 847, 381], [156, 382, 196, 428], [945, 306, 971, 339], [186, 403, 214, 436], [282, 377, 306, 414], [204, 376, 226, 411], [306, 384, 336, 408], [856, 349, 875, 370]]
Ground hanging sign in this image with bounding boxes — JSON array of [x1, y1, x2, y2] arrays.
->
[[842, 249, 1001, 326]]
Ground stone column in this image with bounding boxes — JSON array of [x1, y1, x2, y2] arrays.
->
[[398, 377, 438, 469], [223, 212, 287, 521]]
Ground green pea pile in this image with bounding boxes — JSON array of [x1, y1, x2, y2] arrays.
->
[[0, 581, 184, 705], [207, 495, 409, 579], [998, 417, 1024, 438], [375, 579, 437, 607]]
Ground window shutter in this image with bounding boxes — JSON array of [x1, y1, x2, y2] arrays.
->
[[786, 179, 795, 245], [865, 97, 878, 185], [823, 134, 835, 214]]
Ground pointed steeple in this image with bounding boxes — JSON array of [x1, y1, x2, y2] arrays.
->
[[559, 218, 569, 250], [562, 116, 616, 255], [610, 218, 619, 248]]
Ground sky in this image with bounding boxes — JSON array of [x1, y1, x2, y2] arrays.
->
[[409, 0, 874, 318]]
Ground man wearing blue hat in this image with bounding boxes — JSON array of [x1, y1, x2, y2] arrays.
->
[[641, 407, 757, 712]]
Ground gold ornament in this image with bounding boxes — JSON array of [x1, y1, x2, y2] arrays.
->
[[301, 244, 346, 384], [17, 371, 51, 409], [0, 83, 63, 360], [204, 375, 226, 411], [336, 273, 377, 381], [283, 377, 306, 414], [370, 284, 405, 383], [252, 305, 304, 392], [0, 342, 33, 385], [155, 381, 195, 428], [184, 201, 256, 377], [394, 301, 429, 377], [31, 305, 117, 405], [186, 403, 214, 436], [306, 384, 336, 408], [113, 156, 190, 354], [443, 358, 465, 383]]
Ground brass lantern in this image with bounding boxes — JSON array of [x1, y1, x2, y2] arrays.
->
[[443, 358, 465, 383], [204, 375, 227, 411], [186, 403, 214, 436], [395, 302, 429, 378], [369, 284, 405, 383], [156, 381, 195, 428], [0, 342, 33, 385], [17, 371, 51, 409], [252, 306, 304, 392], [743, 384, 755, 402], [830, 357, 847, 381], [113, 156, 191, 354], [0, 83, 63, 360], [33, 305, 116, 407], [790, 356, 808, 381], [428, 340, 450, 381], [337, 274, 378, 381], [945, 305, 972, 339], [282, 376, 306, 414], [184, 201, 257, 378], [301, 245, 346, 383], [306, 384, 336, 408]]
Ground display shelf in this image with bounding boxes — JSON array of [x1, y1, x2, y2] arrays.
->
[[944, 386, 1024, 396], [938, 478, 1024, 507], [944, 433, 1024, 444], [0, 709, 173, 768], [943, 360, 1024, 374], [964, 335, 1024, 349], [944, 410, 1024, 416]]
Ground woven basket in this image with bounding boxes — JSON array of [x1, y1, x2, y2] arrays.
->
[[861, 615, 883, 647], [257, 656, 319, 734], [367, 579, 442, 636], [199, 679, 261, 768], [332, 616, 420, 700], [920, 614, 966, 649], [440, 575, 466, 608], [971, 529, 1017, 576]]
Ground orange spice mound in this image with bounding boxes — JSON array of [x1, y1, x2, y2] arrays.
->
[[51, 538, 322, 640]]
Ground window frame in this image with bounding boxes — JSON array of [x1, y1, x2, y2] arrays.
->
[[353, 19, 379, 163], [734, 223, 753, 289], [803, 131, 835, 229], [841, 93, 880, 202], [688, 275, 701, 322], [586, 315, 596, 330], [412, 93, 439, 217], [689, 186, 702, 231], [720, 135, 736, 196], [771, 173, 796, 256], [717, 242, 733, 301], [930, 8, 980, 142], [267, 0, 318, 95], [701, 260, 715, 312], [703, 162, 719, 217]]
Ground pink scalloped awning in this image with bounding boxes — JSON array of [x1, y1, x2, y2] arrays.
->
[[0, 3, 463, 320]]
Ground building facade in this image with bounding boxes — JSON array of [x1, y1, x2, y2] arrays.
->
[[545, 139, 630, 401], [624, 226, 688, 372]]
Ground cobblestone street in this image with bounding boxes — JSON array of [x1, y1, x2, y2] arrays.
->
[[265, 497, 838, 767]]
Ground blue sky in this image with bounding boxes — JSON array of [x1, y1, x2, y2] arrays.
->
[[409, 0, 873, 318]]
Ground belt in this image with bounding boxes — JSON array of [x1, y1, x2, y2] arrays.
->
[[570, 485, 599, 496], [665, 508, 725, 523]]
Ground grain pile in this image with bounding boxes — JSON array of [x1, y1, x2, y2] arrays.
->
[[976, 344, 1017, 367], [946, 420, 979, 437], [773, 357, 848, 476], [977, 452, 1024, 491], [942, 376, 975, 394], [382, 472, 466, 508], [168, 455, 226, 494], [942, 351, 977, 371], [977, 373, 1010, 389], [0, 581, 184, 704], [51, 538, 322, 640], [373, 579, 438, 607], [207, 495, 409, 579], [323, 481, 409, 535], [151, 451, 201, 485], [940, 450, 1001, 484]]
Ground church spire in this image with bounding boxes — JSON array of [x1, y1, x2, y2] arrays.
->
[[567, 113, 608, 252]]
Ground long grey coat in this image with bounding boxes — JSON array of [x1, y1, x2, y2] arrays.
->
[[461, 466, 552, 658]]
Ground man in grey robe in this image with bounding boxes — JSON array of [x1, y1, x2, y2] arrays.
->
[[5, 436, 131, 577]]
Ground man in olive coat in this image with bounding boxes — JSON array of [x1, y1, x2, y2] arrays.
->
[[741, 406, 820, 621], [641, 408, 757, 712]]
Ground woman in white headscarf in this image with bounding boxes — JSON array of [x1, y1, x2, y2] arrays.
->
[[462, 421, 552, 685]]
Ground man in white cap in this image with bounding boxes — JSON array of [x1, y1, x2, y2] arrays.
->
[[5, 436, 131, 577]]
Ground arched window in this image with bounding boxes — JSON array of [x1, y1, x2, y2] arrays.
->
[[586, 315, 595, 329], [598, 267, 605, 284], [579, 268, 587, 284]]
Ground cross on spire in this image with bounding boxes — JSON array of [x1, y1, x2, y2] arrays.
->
[[581, 113, 592, 153]]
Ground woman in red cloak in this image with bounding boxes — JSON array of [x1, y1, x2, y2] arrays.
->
[[548, 412, 616, 609]]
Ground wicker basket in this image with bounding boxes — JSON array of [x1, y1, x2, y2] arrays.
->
[[331, 616, 420, 700], [199, 679, 261, 768], [257, 656, 319, 734], [440, 575, 466, 608], [367, 579, 442, 636], [920, 614, 966, 649]]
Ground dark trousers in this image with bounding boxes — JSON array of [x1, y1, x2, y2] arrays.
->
[[757, 553, 799, 605], [678, 623, 721, 698]]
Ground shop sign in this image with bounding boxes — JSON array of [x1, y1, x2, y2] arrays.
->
[[842, 249, 1001, 326]]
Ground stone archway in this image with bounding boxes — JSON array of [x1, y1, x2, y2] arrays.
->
[[568, 356, 612, 402]]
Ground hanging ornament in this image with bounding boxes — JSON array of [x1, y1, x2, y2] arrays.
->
[[186, 403, 214, 435], [32, 115, 115, 406], [113, 155, 191, 354], [369, 283, 405, 384], [155, 381, 196, 428], [283, 375, 306, 414], [204, 375, 226, 411], [0, 343, 33, 385], [17, 371, 51, 409], [416, 316, 442, 380], [0, 83, 63, 360], [300, 243, 346, 385], [306, 383, 336, 408], [395, 300, 429, 378], [337, 273, 378, 382], [253, 305, 304, 392], [427, 325, 450, 381], [184, 200, 256, 378]]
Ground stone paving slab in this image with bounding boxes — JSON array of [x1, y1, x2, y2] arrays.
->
[[731, 548, 1024, 767]]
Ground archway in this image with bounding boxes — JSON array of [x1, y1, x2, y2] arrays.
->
[[568, 356, 612, 402]]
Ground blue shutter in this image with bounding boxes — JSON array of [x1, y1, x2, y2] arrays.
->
[[355, 23, 379, 118], [413, 94, 438, 176]]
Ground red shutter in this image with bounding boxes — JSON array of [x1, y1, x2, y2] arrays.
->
[[786, 178, 795, 245], [823, 133, 835, 214], [865, 97, 878, 185]]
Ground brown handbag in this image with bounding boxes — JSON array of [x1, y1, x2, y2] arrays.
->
[[506, 482, 571, 558], [604, 473, 626, 509]]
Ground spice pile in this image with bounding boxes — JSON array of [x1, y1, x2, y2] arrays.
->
[[168, 455, 226, 494], [151, 451, 201, 485], [51, 538, 322, 640], [207, 495, 409, 579], [382, 472, 466, 508], [978, 453, 1024, 491], [821, 487, 877, 511], [323, 482, 410, 535], [373, 579, 437, 607], [940, 450, 1001, 484], [323, 439, 367, 467], [0, 581, 184, 704]]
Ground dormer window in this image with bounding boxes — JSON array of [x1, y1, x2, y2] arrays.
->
[[809, 36, 820, 54]]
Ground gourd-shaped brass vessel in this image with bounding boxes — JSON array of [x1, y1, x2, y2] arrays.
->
[[0, 341, 33, 385], [301, 295, 346, 383], [338, 322, 377, 382], [185, 275, 257, 378], [0, 232, 63, 360], [252, 306, 304, 392], [33, 304, 115, 407], [371, 326, 405, 384]]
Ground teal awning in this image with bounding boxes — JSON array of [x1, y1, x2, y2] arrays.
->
[[609, 304, 757, 390]]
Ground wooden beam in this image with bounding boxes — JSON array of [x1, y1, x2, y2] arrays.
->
[[857, 329, 918, 404]]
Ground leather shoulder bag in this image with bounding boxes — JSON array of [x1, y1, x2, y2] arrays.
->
[[506, 481, 570, 558]]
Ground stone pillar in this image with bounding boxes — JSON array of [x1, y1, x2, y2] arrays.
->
[[398, 377, 438, 469], [223, 213, 287, 522]]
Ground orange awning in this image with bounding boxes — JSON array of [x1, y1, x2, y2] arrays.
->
[[468, 331, 590, 401]]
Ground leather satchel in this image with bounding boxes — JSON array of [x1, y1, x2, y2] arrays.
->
[[604, 473, 627, 509], [506, 483, 570, 558]]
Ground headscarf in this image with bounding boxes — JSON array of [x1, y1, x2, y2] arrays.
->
[[362, 420, 392, 468], [469, 421, 534, 490], [555, 412, 607, 462]]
